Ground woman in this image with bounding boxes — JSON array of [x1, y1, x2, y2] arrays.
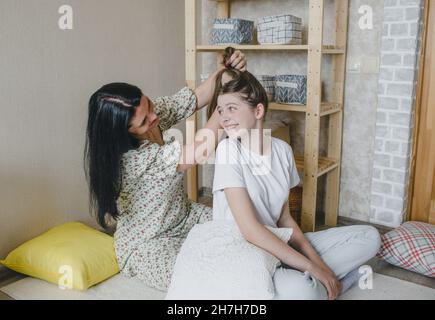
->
[[84, 50, 247, 291], [209, 67, 381, 300]]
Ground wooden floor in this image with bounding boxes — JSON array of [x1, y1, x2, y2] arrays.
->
[[1, 196, 433, 300]]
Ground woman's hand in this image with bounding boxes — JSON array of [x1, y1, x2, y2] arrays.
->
[[195, 49, 247, 110], [227, 50, 247, 71], [308, 264, 342, 300]]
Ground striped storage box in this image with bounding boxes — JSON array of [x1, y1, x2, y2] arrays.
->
[[257, 14, 302, 45], [211, 18, 254, 45], [275, 75, 307, 104], [255, 75, 275, 102]]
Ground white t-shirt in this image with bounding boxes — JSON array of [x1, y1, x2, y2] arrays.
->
[[212, 137, 300, 228]]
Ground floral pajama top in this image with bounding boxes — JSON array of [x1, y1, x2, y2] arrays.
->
[[114, 87, 212, 291]]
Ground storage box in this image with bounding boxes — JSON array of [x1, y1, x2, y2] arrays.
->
[[211, 18, 254, 45], [255, 75, 275, 102], [275, 75, 307, 104], [289, 186, 303, 226], [257, 14, 303, 45]]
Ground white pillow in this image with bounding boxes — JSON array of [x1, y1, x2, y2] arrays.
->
[[165, 220, 293, 300]]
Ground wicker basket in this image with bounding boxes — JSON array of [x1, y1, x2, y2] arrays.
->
[[257, 14, 303, 45], [255, 74, 275, 102], [275, 75, 307, 105], [211, 18, 254, 45], [289, 186, 302, 226]]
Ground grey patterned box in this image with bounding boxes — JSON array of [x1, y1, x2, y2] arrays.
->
[[255, 75, 275, 102], [211, 18, 254, 45], [257, 14, 303, 45], [275, 75, 307, 105]]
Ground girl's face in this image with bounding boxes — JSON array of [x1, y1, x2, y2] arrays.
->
[[216, 93, 264, 138]]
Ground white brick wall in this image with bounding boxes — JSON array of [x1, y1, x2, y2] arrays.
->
[[370, 0, 424, 227]]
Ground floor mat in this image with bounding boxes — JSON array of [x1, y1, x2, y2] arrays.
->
[[338, 272, 435, 300], [0, 274, 165, 300], [1, 272, 434, 300]]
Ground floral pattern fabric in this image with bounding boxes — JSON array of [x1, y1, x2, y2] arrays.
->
[[114, 87, 212, 290]]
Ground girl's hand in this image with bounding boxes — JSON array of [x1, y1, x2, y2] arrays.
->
[[227, 50, 247, 71], [309, 265, 342, 300]]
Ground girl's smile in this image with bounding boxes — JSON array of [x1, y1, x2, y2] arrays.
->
[[217, 93, 265, 138]]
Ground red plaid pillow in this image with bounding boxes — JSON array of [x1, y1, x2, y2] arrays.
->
[[377, 222, 435, 277]]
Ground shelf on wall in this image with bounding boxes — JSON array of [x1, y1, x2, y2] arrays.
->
[[294, 156, 340, 178], [269, 102, 342, 116], [196, 45, 345, 54]]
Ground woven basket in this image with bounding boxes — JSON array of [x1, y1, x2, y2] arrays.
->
[[255, 75, 275, 102], [289, 187, 302, 226], [257, 14, 303, 45], [211, 18, 254, 45], [275, 75, 307, 105]]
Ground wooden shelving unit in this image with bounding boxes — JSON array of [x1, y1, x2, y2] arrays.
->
[[185, 0, 349, 232], [196, 45, 345, 54], [269, 102, 342, 116]]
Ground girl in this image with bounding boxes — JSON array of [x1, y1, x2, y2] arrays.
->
[[209, 66, 381, 300], [84, 50, 247, 291]]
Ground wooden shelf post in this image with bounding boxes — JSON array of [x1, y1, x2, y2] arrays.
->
[[325, 0, 349, 227], [301, 0, 325, 232], [217, 0, 230, 18], [217, 0, 230, 65], [185, 0, 198, 201]]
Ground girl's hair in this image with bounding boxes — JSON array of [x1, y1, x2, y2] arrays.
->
[[84, 83, 142, 229], [207, 47, 269, 119]]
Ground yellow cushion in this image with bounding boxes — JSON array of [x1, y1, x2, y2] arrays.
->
[[0, 222, 119, 291]]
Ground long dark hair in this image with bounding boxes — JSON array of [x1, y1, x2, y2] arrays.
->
[[84, 83, 142, 229], [207, 48, 269, 119]]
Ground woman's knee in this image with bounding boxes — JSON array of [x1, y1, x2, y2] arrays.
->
[[273, 268, 328, 300]]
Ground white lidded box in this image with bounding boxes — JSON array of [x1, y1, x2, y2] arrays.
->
[[211, 18, 254, 45], [257, 14, 303, 45]]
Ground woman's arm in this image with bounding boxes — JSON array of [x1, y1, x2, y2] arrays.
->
[[194, 50, 246, 110], [224, 187, 315, 274], [176, 50, 246, 172], [277, 200, 342, 299]]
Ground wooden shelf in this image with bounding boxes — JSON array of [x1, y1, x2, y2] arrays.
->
[[186, 0, 349, 232], [294, 156, 340, 178], [269, 103, 306, 112], [269, 102, 342, 116], [196, 45, 345, 54]]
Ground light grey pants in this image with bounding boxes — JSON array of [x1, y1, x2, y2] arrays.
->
[[273, 225, 381, 300]]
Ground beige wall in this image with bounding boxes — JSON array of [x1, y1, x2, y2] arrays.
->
[[0, 0, 186, 259]]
